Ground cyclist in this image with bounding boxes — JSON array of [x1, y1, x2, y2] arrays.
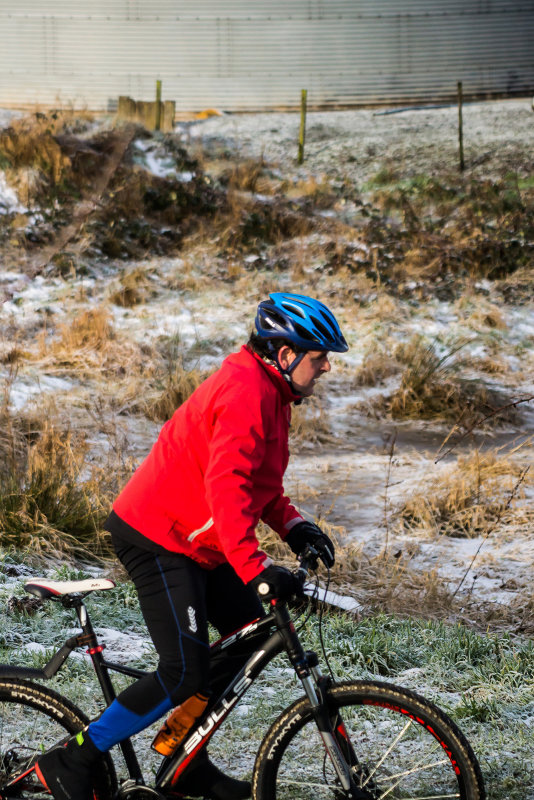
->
[[36, 292, 348, 800]]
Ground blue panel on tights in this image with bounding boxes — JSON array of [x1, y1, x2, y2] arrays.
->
[[88, 697, 173, 751]]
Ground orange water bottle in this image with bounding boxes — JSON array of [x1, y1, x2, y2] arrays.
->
[[151, 693, 209, 757]]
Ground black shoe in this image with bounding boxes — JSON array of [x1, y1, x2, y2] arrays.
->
[[171, 752, 251, 800], [35, 729, 101, 800]]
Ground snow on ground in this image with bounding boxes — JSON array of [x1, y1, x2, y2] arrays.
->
[[1, 99, 533, 619], [0, 172, 26, 215], [185, 98, 534, 181], [2, 264, 533, 611]]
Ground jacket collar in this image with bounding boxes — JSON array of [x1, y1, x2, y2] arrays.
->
[[242, 345, 302, 405]]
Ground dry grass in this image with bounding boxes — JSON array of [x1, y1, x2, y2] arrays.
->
[[465, 304, 507, 331], [281, 175, 336, 208], [222, 158, 267, 193], [355, 334, 518, 427], [358, 167, 534, 290], [0, 404, 120, 561], [353, 344, 400, 387], [0, 113, 75, 188], [0, 111, 221, 263], [257, 517, 455, 619], [143, 360, 209, 422], [216, 194, 314, 252], [109, 267, 156, 307], [398, 448, 530, 538], [387, 335, 515, 426], [196, 158, 320, 255], [36, 306, 155, 378], [289, 397, 333, 451]]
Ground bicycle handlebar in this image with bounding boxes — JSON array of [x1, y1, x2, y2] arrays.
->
[[294, 544, 320, 586]]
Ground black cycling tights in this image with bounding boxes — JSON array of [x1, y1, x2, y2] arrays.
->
[[112, 535, 266, 716]]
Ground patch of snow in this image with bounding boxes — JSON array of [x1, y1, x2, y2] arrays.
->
[[94, 627, 153, 662], [132, 138, 195, 182], [7, 375, 78, 411], [0, 270, 26, 283], [0, 171, 27, 215], [23, 642, 46, 654]]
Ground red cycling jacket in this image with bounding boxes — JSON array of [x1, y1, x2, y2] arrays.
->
[[112, 345, 304, 583]]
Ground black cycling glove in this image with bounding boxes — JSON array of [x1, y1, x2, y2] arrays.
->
[[285, 520, 335, 568], [249, 565, 302, 601]]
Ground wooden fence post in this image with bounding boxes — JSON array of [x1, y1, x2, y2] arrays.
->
[[298, 89, 307, 165], [155, 80, 162, 132], [457, 81, 465, 172]]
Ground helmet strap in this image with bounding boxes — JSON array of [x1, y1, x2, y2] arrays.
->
[[265, 343, 305, 397], [284, 350, 306, 374]]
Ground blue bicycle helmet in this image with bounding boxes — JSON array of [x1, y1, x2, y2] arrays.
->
[[255, 293, 348, 368]]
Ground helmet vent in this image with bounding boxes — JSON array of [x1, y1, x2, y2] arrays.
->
[[282, 301, 306, 319], [293, 321, 315, 341], [266, 309, 287, 328], [313, 319, 332, 340]]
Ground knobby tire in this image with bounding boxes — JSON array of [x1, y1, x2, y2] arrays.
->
[[0, 678, 116, 800], [253, 680, 485, 800]]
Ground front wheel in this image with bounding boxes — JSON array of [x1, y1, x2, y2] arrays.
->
[[0, 678, 117, 800], [253, 680, 485, 799]]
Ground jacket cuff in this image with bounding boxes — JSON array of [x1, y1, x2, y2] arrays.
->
[[280, 515, 305, 540], [241, 555, 274, 584]]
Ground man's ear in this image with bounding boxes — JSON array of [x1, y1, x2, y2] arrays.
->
[[277, 345, 295, 370]]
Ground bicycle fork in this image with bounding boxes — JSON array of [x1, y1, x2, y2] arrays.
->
[[272, 603, 365, 799]]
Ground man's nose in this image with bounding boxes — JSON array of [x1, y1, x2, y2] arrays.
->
[[322, 357, 331, 373]]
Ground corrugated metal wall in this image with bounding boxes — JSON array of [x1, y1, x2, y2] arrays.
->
[[0, 1, 533, 110]]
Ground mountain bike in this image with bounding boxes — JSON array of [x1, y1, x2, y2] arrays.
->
[[0, 546, 485, 799]]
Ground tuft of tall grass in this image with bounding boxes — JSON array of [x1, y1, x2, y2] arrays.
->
[[289, 397, 332, 450], [143, 360, 209, 422], [398, 448, 530, 538], [221, 158, 267, 193], [109, 267, 156, 307], [37, 306, 155, 379], [387, 335, 516, 426], [353, 344, 400, 387], [0, 407, 117, 561], [0, 114, 73, 189]]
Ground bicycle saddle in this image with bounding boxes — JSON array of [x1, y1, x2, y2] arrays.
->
[[24, 578, 116, 599]]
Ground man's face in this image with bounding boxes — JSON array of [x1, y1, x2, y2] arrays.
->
[[279, 348, 331, 396]]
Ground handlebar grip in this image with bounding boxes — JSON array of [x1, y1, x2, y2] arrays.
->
[[295, 544, 320, 582]]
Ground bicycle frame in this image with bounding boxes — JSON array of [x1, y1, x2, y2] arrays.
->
[[157, 599, 358, 795], [1, 585, 359, 797]]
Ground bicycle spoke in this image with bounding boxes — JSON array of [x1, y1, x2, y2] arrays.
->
[[276, 778, 334, 791], [377, 758, 452, 785], [361, 718, 413, 785], [377, 760, 458, 799], [379, 795, 460, 800]]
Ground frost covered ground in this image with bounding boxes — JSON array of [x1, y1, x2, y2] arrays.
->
[[1, 557, 533, 799], [184, 98, 534, 183], [1, 99, 534, 795], [1, 99, 533, 621]]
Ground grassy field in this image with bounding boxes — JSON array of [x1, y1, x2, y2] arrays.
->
[[0, 556, 533, 798]]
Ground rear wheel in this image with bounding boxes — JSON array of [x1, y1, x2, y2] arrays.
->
[[0, 678, 116, 800], [253, 680, 485, 799]]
